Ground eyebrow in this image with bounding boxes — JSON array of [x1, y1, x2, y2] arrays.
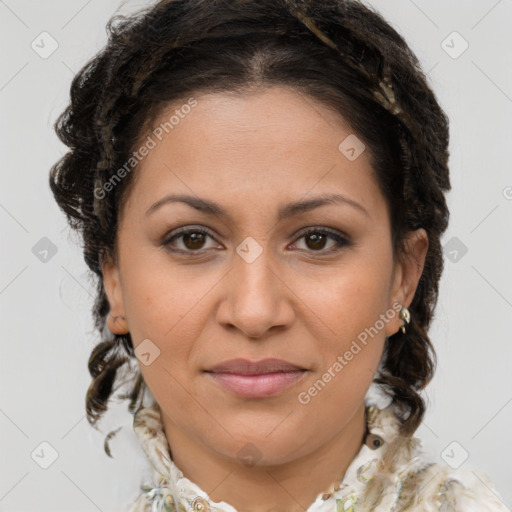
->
[[145, 192, 369, 221]]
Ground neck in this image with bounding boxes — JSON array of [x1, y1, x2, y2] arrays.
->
[[161, 402, 367, 512]]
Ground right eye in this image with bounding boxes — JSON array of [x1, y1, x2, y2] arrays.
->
[[162, 226, 221, 253]]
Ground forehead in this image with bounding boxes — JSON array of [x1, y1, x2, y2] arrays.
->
[[124, 86, 387, 223]]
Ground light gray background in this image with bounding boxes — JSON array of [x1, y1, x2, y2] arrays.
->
[[1, 1, 511, 510]]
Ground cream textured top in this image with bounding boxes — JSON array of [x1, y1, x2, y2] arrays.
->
[[125, 387, 509, 512]]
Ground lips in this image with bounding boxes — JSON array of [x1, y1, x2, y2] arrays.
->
[[206, 358, 305, 375], [205, 358, 308, 398]]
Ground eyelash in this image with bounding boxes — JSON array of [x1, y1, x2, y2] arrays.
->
[[161, 226, 352, 256]]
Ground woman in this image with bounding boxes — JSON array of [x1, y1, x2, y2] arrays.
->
[[48, 0, 508, 510]]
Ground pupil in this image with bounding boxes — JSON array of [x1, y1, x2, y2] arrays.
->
[[185, 232, 205, 250], [307, 233, 326, 250]]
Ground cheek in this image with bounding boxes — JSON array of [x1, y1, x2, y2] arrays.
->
[[119, 248, 226, 401], [119, 251, 211, 410], [120, 246, 211, 341], [292, 266, 390, 443], [296, 255, 393, 413], [303, 256, 393, 344]]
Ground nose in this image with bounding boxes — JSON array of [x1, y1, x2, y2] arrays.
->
[[216, 244, 295, 339]]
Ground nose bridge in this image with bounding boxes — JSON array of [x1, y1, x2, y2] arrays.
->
[[224, 236, 289, 337], [234, 236, 278, 305]]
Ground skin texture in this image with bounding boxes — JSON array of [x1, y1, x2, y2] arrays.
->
[[102, 86, 428, 512]]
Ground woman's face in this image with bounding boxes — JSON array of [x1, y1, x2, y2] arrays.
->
[[103, 86, 427, 466]]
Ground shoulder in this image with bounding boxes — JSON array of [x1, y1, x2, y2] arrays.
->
[[359, 404, 509, 511], [393, 462, 509, 511]]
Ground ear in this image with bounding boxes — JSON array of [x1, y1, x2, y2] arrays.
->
[[102, 254, 129, 335], [385, 228, 429, 337]]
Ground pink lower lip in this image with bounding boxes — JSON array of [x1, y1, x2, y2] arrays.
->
[[206, 370, 307, 398]]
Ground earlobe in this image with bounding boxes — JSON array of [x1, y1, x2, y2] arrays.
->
[[102, 256, 129, 335]]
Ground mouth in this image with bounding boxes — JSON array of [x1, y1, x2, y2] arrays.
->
[[204, 358, 308, 398], [205, 357, 307, 375]]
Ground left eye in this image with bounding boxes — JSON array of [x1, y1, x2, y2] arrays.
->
[[162, 227, 351, 254], [291, 228, 351, 253]]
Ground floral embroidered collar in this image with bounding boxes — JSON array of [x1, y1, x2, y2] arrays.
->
[[128, 382, 436, 512]]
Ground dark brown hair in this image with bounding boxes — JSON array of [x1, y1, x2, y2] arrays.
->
[[49, 0, 450, 441]]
